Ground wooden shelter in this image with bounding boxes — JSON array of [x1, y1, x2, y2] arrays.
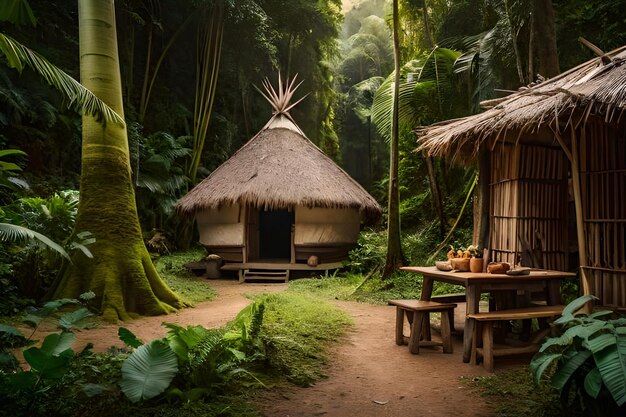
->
[[417, 44, 626, 309], [177, 75, 381, 281]]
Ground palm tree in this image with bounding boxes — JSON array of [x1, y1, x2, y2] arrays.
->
[[49, 0, 182, 321], [383, 0, 404, 277], [0, 0, 182, 320]]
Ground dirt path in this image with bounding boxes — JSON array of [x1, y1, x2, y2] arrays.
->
[[255, 300, 494, 417], [34, 279, 494, 416]]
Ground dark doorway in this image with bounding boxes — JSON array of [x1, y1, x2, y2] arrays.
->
[[259, 209, 294, 260]]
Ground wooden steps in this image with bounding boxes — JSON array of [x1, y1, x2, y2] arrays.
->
[[241, 269, 290, 283]]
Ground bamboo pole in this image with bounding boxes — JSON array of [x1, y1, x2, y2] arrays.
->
[[570, 125, 592, 306]]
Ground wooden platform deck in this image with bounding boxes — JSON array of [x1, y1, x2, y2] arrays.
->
[[220, 261, 344, 272], [185, 260, 344, 282]]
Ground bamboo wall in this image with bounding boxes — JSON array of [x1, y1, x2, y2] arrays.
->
[[579, 122, 626, 308], [489, 143, 569, 270]]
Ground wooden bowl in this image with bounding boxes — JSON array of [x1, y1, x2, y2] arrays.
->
[[435, 260, 452, 271], [450, 258, 470, 271]]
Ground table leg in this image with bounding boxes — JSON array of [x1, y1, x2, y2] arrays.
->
[[463, 284, 480, 363], [420, 277, 434, 301]]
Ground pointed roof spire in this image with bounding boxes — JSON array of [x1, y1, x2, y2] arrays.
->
[[255, 73, 310, 116], [255, 73, 310, 134]]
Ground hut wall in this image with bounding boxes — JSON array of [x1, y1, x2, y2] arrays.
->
[[489, 143, 569, 270], [196, 205, 244, 261], [579, 121, 626, 308], [294, 207, 360, 262]]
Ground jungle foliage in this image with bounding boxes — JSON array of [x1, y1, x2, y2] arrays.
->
[[0, 290, 350, 417]]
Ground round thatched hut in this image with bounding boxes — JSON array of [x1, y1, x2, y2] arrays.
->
[[177, 76, 381, 280]]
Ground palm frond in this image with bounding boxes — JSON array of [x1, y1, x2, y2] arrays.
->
[[0, 0, 36, 26], [0, 33, 124, 126], [371, 48, 460, 141], [0, 222, 69, 259]]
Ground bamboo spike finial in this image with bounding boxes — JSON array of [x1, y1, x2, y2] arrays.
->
[[255, 73, 310, 116]]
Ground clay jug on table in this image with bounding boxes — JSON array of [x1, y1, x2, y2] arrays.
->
[[469, 257, 484, 273]]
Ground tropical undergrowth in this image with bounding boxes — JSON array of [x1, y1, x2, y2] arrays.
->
[[0, 289, 350, 417]]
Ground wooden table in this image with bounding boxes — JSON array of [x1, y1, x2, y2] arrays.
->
[[400, 266, 576, 363]]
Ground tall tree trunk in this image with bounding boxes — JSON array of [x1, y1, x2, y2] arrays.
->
[[383, 0, 404, 277], [51, 0, 182, 321], [421, 0, 434, 48], [420, 0, 446, 238], [532, 0, 559, 78]]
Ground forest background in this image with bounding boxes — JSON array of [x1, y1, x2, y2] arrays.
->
[[1, 0, 625, 308]]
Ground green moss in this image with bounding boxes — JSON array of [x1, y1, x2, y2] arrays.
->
[[52, 151, 183, 322]]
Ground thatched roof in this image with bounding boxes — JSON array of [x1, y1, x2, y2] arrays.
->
[[417, 44, 626, 159], [177, 76, 382, 224]]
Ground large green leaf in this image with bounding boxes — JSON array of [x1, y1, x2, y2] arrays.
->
[[563, 295, 597, 317], [0, 222, 70, 259], [119, 340, 179, 403], [551, 350, 592, 390], [39, 332, 76, 356], [585, 368, 603, 399], [538, 322, 606, 352], [591, 328, 626, 406], [164, 323, 210, 349], [58, 307, 93, 331], [0, 323, 25, 338], [118, 327, 143, 349], [530, 352, 561, 386], [23, 348, 72, 379], [0, 33, 124, 126], [23, 333, 75, 380], [164, 323, 212, 362]]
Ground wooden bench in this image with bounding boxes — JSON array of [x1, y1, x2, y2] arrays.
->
[[388, 300, 456, 354], [468, 305, 564, 372]]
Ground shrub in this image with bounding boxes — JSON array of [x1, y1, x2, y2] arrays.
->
[[531, 295, 626, 416]]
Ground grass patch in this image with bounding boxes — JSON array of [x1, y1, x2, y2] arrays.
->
[[154, 248, 216, 305], [288, 270, 464, 304], [255, 292, 353, 387], [464, 366, 565, 417]]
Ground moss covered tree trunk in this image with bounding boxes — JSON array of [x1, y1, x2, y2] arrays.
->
[[51, 0, 182, 321]]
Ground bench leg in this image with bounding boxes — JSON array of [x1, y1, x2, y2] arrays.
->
[[423, 312, 432, 341], [395, 307, 405, 345], [470, 319, 479, 365], [441, 310, 453, 353], [409, 311, 425, 354], [482, 322, 494, 372], [448, 309, 456, 333]]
